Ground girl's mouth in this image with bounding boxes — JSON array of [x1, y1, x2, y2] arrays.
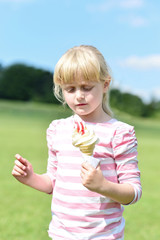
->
[[76, 103, 87, 106]]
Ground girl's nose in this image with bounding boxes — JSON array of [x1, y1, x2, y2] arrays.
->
[[76, 89, 84, 100]]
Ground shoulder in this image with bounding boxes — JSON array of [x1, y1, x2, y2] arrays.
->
[[47, 115, 74, 133], [99, 119, 135, 136], [46, 116, 73, 147], [110, 119, 135, 134], [111, 119, 137, 148]]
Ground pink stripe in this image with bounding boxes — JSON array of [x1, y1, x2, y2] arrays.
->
[[100, 163, 116, 171], [52, 213, 123, 232], [53, 198, 121, 211], [98, 142, 112, 148], [105, 176, 118, 183], [55, 186, 101, 197], [114, 138, 136, 149], [49, 150, 57, 156], [117, 162, 138, 171], [94, 152, 114, 158], [118, 173, 140, 180], [115, 151, 137, 160], [58, 151, 81, 157], [118, 170, 140, 178], [114, 127, 134, 135], [53, 210, 123, 222]]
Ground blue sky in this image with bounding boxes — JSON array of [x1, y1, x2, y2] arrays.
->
[[0, 0, 160, 103]]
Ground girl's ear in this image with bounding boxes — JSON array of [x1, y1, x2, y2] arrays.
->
[[103, 78, 111, 92]]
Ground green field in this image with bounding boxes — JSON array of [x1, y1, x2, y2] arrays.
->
[[0, 100, 160, 240]]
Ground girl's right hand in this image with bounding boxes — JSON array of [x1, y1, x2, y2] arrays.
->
[[12, 154, 34, 184]]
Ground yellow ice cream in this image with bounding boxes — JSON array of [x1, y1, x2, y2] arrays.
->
[[72, 121, 99, 156]]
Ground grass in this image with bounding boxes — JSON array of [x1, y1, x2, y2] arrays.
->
[[0, 100, 160, 240]]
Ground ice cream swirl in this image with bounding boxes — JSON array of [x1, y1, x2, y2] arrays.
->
[[72, 121, 99, 156]]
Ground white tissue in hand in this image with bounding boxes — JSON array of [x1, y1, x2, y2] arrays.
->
[[82, 154, 100, 168]]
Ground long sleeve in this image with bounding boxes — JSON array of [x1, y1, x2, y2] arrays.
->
[[112, 124, 142, 204]]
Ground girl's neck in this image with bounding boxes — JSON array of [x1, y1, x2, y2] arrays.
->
[[74, 112, 112, 123]]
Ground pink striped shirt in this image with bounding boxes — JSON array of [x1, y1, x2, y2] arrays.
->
[[46, 116, 142, 240]]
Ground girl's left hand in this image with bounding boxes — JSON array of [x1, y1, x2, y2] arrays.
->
[[81, 161, 106, 193]]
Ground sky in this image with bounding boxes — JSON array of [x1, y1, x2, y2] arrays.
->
[[0, 0, 160, 103]]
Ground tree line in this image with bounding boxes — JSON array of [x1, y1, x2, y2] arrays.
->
[[0, 63, 159, 117]]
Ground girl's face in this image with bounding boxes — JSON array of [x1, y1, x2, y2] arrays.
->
[[62, 79, 109, 122]]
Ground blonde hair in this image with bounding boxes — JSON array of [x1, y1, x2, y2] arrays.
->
[[53, 45, 113, 116]]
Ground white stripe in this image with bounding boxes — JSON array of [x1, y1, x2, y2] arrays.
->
[[53, 191, 112, 204], [57, 166, 117, 178], [58, 155, 115, 164], [55, 179, 84, 190], [102, 169, 117, 177], [114, 142, 137, 154], [57, 168, 81, 177], [116, 158, 138, 165], [96, 145, 113, 153], [100, 158, 115, 164], [118, 169, 140, 174], [58, 156, 82, 164]]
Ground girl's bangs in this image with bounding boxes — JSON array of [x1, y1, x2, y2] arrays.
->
[[54, 52, 100, 85]]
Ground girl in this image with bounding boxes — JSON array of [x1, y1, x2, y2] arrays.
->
[[12, 45, 142, 240]]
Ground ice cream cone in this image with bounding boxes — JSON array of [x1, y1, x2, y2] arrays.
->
[[79, 143, 96, 156], [72, 119, 99, 158]]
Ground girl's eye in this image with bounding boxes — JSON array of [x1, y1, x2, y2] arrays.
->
[[63, 85, 93, 93], [65, 87, 75, 93], [82, 86, 93, 91]]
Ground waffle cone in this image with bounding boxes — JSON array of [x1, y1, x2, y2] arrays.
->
[[79, 143, 96, 156]]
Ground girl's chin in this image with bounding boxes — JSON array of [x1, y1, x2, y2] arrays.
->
[[74, 108, 90, 114], [74, 111, 93, 119]]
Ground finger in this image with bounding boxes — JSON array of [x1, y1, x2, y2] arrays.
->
[[15, 153, 21, 160], [14, 159, 26, 170], [82, 161, 93, 170], [12, 169, 22, 177], [96, 164, 101, 170], [12, 165, 27, 176], [81, 167, 88, 175], [15, 154, 28, 166], [80, 170, 87, 181], [80, 171, 84, 178]]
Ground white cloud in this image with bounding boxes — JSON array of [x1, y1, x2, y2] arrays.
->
[[119, 15, 147, 27], [129, 16, 147, 27], [87, 0, 144, 13], [118, 15, 148, 27], [120, 0, 144, 9], [120, 55, 160, 70], [86, 0, 147, 27]]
